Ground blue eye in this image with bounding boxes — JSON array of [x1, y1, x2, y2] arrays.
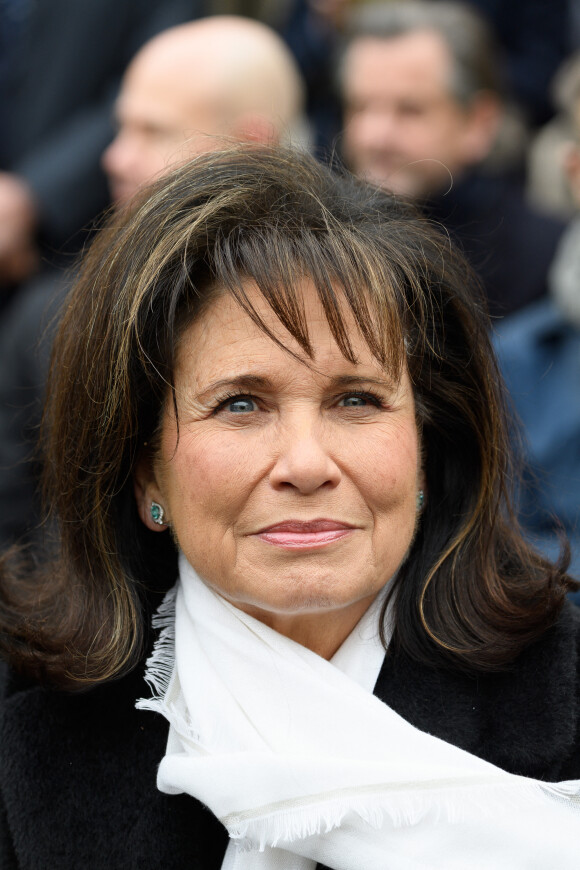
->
[[339, 393, 379, 407], [340, 395, 367, 407], [226, 397, 257, 413]]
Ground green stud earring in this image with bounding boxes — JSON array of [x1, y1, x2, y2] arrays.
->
[[416, 490, 425, 512], [150, 502, 165, 526]]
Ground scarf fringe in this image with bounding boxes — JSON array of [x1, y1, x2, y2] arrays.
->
[[136, 586, 177, 713], [227, 779, 579, 852]]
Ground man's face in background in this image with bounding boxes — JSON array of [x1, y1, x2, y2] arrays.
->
[[102, 46, 228, 205], [341, 29, 493, 198]]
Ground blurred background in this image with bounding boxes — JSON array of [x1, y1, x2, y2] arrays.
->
[[0, 0, 578, 596]]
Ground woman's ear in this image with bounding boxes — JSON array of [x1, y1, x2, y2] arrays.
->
[[460, 91, 502, 165], [134, 450, 169, 531]]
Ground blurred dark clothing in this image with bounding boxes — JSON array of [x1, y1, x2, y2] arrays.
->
[[0, 0, 202, 543], [493, 297, 580, 596], [0, 0, 199, 261], [0, 272, 67, 548], [423, 172, 566, 318]]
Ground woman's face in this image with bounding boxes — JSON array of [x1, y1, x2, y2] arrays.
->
[[135, 280, 423, 657]]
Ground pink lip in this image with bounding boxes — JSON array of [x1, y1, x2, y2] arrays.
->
[[254, 519, 356, 550]]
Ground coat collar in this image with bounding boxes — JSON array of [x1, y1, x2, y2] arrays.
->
[[374, 601, 580, 780]]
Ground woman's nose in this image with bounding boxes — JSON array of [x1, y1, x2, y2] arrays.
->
[[268, 424, 342, 494]]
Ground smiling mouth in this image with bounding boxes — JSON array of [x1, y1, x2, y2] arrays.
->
[[254, 520, 356, 549]]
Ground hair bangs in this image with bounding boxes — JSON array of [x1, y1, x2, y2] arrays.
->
[[206, 222, 407, 382]]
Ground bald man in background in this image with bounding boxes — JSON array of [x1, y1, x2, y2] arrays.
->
[[103, 17, 308, 205], [0, 16, 307, 549]]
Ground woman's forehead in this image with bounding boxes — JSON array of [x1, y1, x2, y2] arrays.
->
[[174, 278, 406, 389]]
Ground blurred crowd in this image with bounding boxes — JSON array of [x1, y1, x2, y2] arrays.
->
[[0, 0, 578, 595]]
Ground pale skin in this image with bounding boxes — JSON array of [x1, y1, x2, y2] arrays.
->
[[102, 18, 303, 205], [0, 172, 38, 286], [342, 29, 500, 198], [135, 281, 424, 660]]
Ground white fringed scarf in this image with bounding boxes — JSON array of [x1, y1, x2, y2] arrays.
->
[[137, 555, 580, 870]]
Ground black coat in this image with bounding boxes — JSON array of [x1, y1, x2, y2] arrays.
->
[[2, 602, 579, 869], [424, 172, 566, 319]]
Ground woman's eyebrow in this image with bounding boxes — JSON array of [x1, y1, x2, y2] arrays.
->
[[195, 374, 274, 400], [329, 375, 398, 390], [194, 373, 399, 400]]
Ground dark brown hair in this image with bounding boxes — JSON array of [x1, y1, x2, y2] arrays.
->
[[0, 145, 574, 688]]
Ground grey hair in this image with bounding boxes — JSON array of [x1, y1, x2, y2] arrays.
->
[[341, 0, 505, 106]]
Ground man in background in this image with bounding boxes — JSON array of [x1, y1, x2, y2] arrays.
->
[[339, 0, 565, 319], [102, 15, 307, 205], [0, 15, 307, 548]]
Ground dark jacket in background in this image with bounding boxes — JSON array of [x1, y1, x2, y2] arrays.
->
[[1, 601, 579, 868], [0, 271, 66, 547], [0, 0, 204, 542], [0, 0, 201, 260], [424, 172, 566, 318]]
